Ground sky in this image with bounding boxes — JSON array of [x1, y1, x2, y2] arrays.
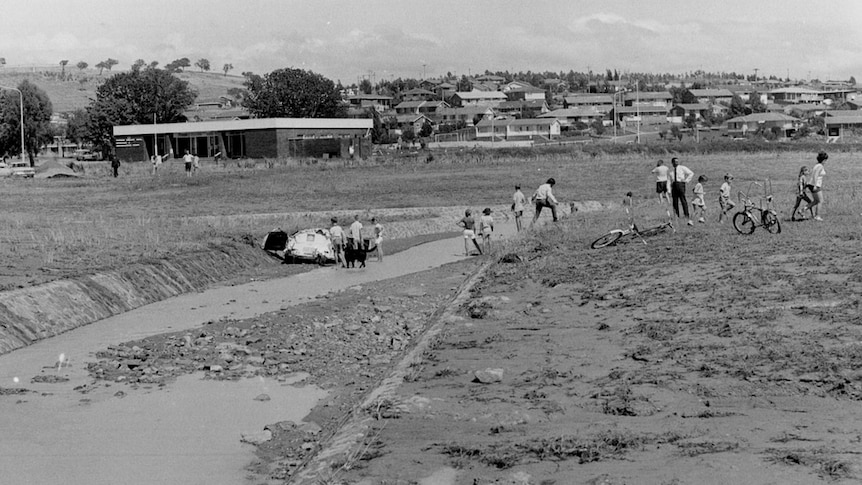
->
[[2, 0, 861, 85]]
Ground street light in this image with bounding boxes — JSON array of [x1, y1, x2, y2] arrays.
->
[[0, 85, 25, 164]]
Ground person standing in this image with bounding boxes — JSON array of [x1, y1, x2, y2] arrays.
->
[[348, 214, 363, 250], [651, 159, 670, 204], [691, 175, 707, 223], [193, 154, 200, 175], [111, 156, 121, 177], [458, 209, 482, 256], [512, 185, 527, 232], [329, 217, 347, 268], [668, 157, 694, 226], [371, 216, 384, 262], [531, 177, 559, 225], [806, 152, 828, 221], [153, 153, 162, 176], [479, 208, 495, 254], [183, 150, 193, 178]]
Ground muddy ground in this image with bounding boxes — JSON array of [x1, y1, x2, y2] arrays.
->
[[40, 211, 862, 485]]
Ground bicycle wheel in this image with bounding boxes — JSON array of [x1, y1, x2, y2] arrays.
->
[[733, 212, 756, 235], [762, 211, 781, 234], [591, 230, 623, 249]]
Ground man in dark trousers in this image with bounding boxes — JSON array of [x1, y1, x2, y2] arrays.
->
[[111, 156, 121, 177], [668, 157, 694, 226]]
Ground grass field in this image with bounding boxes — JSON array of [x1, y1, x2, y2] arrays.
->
[[1, 149, 860, 291]]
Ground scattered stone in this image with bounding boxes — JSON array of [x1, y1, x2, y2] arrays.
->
[[254, 393, 271, 401], [473, 368, 504, 384], [498, 253, 523, 264], [31, 375, 69, 384]]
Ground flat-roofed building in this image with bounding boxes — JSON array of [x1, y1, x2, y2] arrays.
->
[[113, 118, 373, 162]]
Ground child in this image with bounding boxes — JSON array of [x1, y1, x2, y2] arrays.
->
[[512, 185, 527, 232], [692, 175, 707, 223], [651, 159, 670, 204], [329, 217, 347, 268], [479, 208, 494, 254], [458, 209, 482, 256], [371, 216, 384, 262], [718, 173, 736, 223], [791, 166, 813, 221]]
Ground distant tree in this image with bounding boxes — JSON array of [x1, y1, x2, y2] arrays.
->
[[359, 78, 373, 94], [195, 58, 211, 72], [243, 67, 346, 118], [64, 109, 90, 144], [149, 61, 159, 69], [670, 125, 682, 140], [749, 90, 766, 113], [684, 113, 697, 131], [226, 87, 246, 103], [76, 61, 88, 71], [95, 58, 118, 75], [165, 57, 191, 73], [222, 63, 233, 76], [457, 74, 472, 91], [419, 120, 433, 137], [84, 68, 196, 155], [401, 128, 415, 143], [131, 59, 146, 71], [729, 93, 747, 116], [59, 60, 68, 76], [591, 119, 605, 135], [0, 80, 54, 165], [850, 76, 857, 86]]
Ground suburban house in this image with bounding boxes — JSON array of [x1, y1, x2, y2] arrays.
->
[[435, 82, 457, 101], [504, 84, 547, 101], [475, 118, 561, 141], [450, 90, 508, 107], [611, 105, 669, 126], [496, 99, 550, 118], [624, 91, 672, 110], [770, 87, 823, 105], [345, 94, 393, 112], [688, 88, 734, 105], [113, 118, 373, 162], [538, 107, 605, 128], [564, 94, 614, 113], [668, 103, 710, 123], [394, 113, 433, 136], [399, 88, 437, 102], [724, 113, 800, 137], [393, 100, 449, 118], [825, 115, 862, 137], [438, 106, 495, 127]]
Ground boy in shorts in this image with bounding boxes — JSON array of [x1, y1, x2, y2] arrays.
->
[[651, 159, 670, 204], [692, 175, 707, 223], [458, 209, 482, 256], [718, 173, 736, 223]]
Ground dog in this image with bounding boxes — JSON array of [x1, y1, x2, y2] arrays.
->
[[344, 242, 377, 268]]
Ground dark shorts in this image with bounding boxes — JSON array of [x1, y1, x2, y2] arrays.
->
[[185, 162, 192, 172], [656, 182, 668, 194]]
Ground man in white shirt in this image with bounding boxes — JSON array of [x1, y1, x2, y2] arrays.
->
[[348, 215, 363, 249], [668, 158, 694, 226], [531, 177, 559, 225]]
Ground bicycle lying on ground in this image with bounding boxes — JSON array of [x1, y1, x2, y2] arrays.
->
[[590, 193, 675, 249], [733, 180, 781, 235]]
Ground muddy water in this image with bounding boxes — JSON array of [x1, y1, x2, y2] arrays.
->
[[0, 226, 516, 485]]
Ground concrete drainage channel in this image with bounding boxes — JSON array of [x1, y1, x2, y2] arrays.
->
[[291, 259, 493, 484]]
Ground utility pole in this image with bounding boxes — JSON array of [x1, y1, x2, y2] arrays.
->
[[422, 63, 426, 80], [753, 68, 759, 81]]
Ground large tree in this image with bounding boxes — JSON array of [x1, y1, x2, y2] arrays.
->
[[195, 58, 211, 72], [243, 67, 346, 118], [0, 80, 54, 165], [84, 68, 197, 155]]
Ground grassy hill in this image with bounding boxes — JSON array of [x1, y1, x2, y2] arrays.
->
[[0, 67, 246, 113]]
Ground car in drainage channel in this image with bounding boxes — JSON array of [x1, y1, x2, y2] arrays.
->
[[261, 228, 335, 265]]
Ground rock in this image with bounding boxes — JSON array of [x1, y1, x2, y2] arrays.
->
[[473, 368, 504, 384], [240, 429, 272, 445], [254, 393, 271, 401], [498, 253, 523, 264], [208, 365, 224, 372]]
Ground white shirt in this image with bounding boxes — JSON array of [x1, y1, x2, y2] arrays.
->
[[349, 220, 362, 240], [811, 163, 825, 188], [668, 164, 694, 183], [512, 190, 527, 211], [651, 165, 669, 182], [533, 183, 558, 204]]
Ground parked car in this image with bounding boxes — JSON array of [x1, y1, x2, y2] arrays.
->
[[74, 149, 102, 161], [262, 228, 334, 265], [9, 160, 35, 178], [0, 161, 11, 177]]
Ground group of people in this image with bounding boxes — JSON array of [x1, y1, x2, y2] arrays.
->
[[457, 177, 561, 256], [329, 215, 384, 268], [651, 152, 828, 225]]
